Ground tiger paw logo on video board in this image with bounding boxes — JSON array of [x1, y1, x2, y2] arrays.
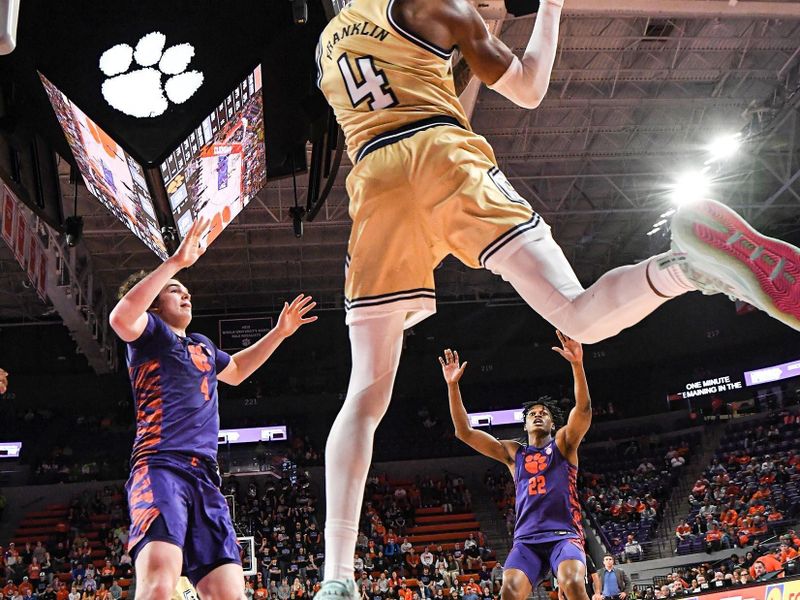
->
[[100, 32, 204, 118]]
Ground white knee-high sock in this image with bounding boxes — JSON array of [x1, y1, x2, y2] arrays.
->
[[323, 312, 406, 581], [488, 228, 687, 344]]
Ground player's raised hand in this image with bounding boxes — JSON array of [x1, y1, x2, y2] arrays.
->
[[551, 330, 583, 364], [439, 348, 468, 385], [275, 294, 318, 338], [0, 368, 8, 394], [170, 217, 211, 269]]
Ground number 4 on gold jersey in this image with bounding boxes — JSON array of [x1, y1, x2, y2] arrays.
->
[[337, 53, 398, 110]]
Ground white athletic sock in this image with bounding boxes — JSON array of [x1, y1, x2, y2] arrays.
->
[[323, 519, 359, 581], [486, 226, 676, 344], [323, 313, 406, 581], [645, 252, 696, 297]]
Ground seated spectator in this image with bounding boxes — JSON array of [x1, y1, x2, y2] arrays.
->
[[705, 526, 725, 552], [779, 542, 798, 564], [398, 582, 413, 600], [491, 561, 503, 592], [624, 535, 643, 562], [419, 567, 434, 599], [405, 549, 420, 576], [710, 572, 729, 588], [464, 578, 482, 596], [465, 543, 482, 571], [477, 563, 492, 587], [107, 582, 121, 600], [446, 553, 460, 584], [3, 581, 18, 600], [675, 521, 693, 542], [452, 544, 464, 571], [354, 553, 365, 575], [463, 585, 480, 600], [420, 547, 434, 570], [752, 560, 778, 582], [18, 577, 33, 597]]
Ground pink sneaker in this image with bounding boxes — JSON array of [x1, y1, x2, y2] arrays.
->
[[671, 198, 800, 331]]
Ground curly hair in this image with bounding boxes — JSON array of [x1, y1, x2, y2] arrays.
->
[[116, 270, 150, 301], [521, 395, 565, 431]]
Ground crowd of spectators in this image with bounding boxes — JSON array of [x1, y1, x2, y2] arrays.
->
[[1, 486, 134, 600], [674, 413, 800, 555], [225, 469, 325, 600], [641, 534, 800, 599], [348, 472, 500, 600], [2, 466, 501, 600], [580, 439, 694, 562]]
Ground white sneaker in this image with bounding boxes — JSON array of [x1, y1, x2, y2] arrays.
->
[[314, 579, 359, 600], [671, 198, 800, 331]]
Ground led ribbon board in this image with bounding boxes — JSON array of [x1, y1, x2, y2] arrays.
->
[[0, 442, 22, 458], [745, 358, 800, 386], [218, 426, 287, 444]]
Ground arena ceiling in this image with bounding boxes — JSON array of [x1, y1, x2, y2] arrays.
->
[[2, 0, 800, 329]]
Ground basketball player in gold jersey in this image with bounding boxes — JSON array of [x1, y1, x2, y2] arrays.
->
[[315, 0, 800, 598]]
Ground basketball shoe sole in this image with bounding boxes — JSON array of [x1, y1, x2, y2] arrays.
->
[[671, 198, 800, 332]]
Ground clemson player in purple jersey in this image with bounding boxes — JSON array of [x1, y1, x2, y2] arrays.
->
[[109, 217, 317, 600], [440, 331, 590, 600]]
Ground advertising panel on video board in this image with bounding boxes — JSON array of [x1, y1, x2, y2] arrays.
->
[[39, 73, 168, 259], [160, 66, 267, 245]]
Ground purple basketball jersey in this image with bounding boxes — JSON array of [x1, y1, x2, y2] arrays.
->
[[126, 313, 231, 469], [513, 439, 584, 543]]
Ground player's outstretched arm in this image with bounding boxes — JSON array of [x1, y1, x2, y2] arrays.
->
[[109, 218, 210, 342], [445, 0, 563, 109], [553, 330, 591, 456], [439, 349, 516, 469], [218, 294, 317, 386]]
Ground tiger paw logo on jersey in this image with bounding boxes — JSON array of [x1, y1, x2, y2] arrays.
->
[[188, 344, 212, 373], [524, 452, 548, 475]]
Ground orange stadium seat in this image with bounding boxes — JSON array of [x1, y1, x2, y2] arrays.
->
[[415, 513, 476, 524], [408, 521, 480, 534]]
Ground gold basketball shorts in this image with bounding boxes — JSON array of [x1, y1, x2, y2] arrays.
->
[[344, 116, 541, 328]]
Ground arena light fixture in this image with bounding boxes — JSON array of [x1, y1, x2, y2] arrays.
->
[[705, 133, 741, 163], [646, 228, 661, 236], [671, 169, 711, 205]]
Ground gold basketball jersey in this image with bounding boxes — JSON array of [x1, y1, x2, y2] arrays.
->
[[170, 577, 199, 600], [317, 0, 471, 162]]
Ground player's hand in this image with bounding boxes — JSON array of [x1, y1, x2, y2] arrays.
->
[[438, 349, 468, 385], [552, 330, 583, 364], [170, 217, 211, 269], [275, 294, 318, 338], [619, 593, 627, 600], [0, 368, 7, 394]]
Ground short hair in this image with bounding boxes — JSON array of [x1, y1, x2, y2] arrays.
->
[[522, 396, 565, 430], [603, 554, 614, 560], [117, 270, 150, 301]]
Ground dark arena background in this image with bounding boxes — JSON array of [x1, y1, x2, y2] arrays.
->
[[1, 0, 800, 599]]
